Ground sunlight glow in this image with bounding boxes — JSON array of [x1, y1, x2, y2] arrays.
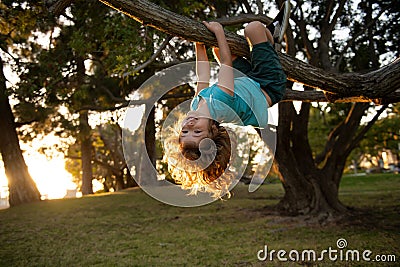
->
[[25, 152, 76, 200], [0, 151, 77, 201], [0, 134, 78, 203]]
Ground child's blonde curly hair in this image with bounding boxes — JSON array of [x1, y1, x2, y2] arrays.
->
[[163, 117, 236, 198]]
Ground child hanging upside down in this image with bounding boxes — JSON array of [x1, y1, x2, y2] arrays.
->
[[165, 1, 290, 198]]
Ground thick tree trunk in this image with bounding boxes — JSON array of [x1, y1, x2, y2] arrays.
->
[[275, 100, 387, 218], [273, 0, 388, 218], [79, 110, 94, 195], [275, 169, 348, 217], [114, 172, 125, 191], [0, 58, 41, 206], [75, 54, 94, 195], [275, 101, 349, 218]]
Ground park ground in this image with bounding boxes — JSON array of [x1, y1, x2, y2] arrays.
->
[[0, 173, 399, 266]]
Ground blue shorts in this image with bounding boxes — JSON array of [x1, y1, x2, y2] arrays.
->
[[232, 42, 287, 105]]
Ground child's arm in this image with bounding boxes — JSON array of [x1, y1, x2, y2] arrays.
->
[[195, 42, 210, 96], [203, 21, 234, 96]]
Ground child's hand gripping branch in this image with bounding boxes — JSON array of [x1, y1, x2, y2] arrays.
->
[[165, 2, 290, 198]]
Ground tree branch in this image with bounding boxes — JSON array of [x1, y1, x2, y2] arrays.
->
[[97, 0, 400, 104], [238, 0, 252, 14], [327, 0, 346, 34], [346, 104, 388, 154], [214, 14, 272, 26], [123, 36, 172, 77], [93, 158, 123, 174], [45, 0, 74, 16], [291, 4, 316, 61], [314, 112, 350, 166]]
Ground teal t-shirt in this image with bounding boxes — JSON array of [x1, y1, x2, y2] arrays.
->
[[191, 77, 268, 128]]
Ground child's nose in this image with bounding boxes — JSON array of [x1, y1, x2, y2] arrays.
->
[[186, 117, 196, 124], [182, 120, 194, 128]]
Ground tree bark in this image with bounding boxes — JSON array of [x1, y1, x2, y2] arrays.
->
[[76, 54, 93, 195], [0, 57, 41, 206], [79, 110, 94, 195]]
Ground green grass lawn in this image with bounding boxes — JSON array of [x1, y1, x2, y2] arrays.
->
[[0, 173, 399, 266]]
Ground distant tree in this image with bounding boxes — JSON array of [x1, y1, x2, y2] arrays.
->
[[66, 122, 136, 191], [353, 103, 400, 169], [0, 1, 44, 206]]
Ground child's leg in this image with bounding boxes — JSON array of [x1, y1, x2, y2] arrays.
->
[[244, 21, 274, 48], [243, 22, 287, 106]]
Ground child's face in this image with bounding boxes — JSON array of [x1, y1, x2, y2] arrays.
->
[[179, 112, 211, 146]]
